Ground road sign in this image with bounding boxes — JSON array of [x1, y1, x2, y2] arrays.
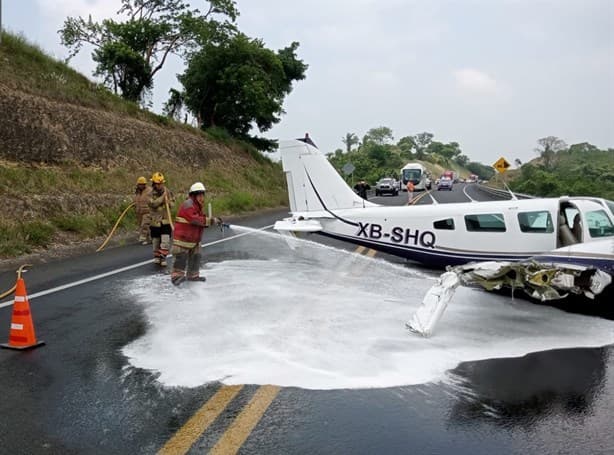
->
[[493, 157, 511, 174], [342, 162, 355, 176]]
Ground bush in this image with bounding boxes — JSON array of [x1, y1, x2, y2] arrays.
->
[[22, 221, 54, 247]]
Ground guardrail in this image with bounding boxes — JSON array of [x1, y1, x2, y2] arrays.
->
[[475, 184, 534, 200]]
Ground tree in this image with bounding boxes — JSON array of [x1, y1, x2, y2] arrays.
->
[[455, 154, 470, 166], [180, 34, 307, 148], [413, 132, 433, 159], [363, 126, 394, 146], [59, 0, 239, 103], [396, 136, 416, 160], [341, 133, 359, 153], [162, 88, 185, 121], [535, 136, 567, 169]]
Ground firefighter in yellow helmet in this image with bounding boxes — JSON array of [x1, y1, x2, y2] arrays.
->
[[134, 176, 152, 244], [147, 172, 174, 266]]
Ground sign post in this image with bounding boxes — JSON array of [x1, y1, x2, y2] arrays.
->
[[342, 162, 355, 186]]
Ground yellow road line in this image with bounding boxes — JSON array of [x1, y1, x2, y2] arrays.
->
[[209, 385, 281, 455], [158, 385, 243, 455], [366, 249, 377, 257], [355, 245, 366, 254]]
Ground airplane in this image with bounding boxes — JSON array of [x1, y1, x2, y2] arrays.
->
[[274, 138, 614, 336], [274, 138, 614, 271]]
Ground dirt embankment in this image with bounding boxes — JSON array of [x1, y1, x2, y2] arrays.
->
[[0, 81, 230, 167], [0, 82, 285, 264], [0, 81, 272, 218]]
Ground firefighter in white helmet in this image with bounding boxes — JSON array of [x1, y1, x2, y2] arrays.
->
[[170, 182, 221, 285]]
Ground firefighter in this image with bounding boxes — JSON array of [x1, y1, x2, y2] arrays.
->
[[148, 172, 174, 266], [134, 176, 152, 244], [170, 182, 221, 285]]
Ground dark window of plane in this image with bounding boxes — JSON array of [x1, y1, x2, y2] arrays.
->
[[464, 214, 506, 232], [517, 211, 554, 233], [433, 218, 455, 230]]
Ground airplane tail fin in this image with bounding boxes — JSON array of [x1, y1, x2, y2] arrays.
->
[[279, 140, 378, 213]]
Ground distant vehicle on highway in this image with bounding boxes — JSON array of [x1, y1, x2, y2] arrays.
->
[[425, 176, 432, 190], [442, 170, 458, 183], [468, 174, 479, 183], [400, 163, 428, 191], [375, 178, 399, 196], [437, 177, 453, 191]]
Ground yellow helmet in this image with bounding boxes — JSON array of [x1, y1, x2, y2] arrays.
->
[[150, 172, 165, 184], [136, 176, 147, 185]]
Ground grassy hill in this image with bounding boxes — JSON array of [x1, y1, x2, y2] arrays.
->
[[0, 31, 287, 259], [509, 145, 614, 200]]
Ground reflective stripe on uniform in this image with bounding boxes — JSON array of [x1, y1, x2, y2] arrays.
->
[[172, 238, 197, 249]]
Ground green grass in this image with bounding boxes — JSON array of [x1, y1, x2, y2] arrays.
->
[[0, 31, 289, 259], [0, 220, 54, 256]]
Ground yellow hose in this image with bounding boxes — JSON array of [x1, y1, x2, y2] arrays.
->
[[0, 264, 31, 300], [164, 192, 174, 230], [96, 203, 136, 252]]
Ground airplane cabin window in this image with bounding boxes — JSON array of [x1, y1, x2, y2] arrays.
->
[[517, 211, 554, 233], [433, 218, 455, 230], [464, 214, 506, 232], [586, 210, 614, 238]]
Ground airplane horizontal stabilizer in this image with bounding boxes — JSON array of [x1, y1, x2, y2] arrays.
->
[[274, 218, 323, 233]]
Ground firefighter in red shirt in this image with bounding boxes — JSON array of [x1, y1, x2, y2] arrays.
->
[[170, 182, 220, 285]]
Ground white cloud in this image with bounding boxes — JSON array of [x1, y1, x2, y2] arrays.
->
[[453, 68, 499, 95], [37, 0, 118, 20]]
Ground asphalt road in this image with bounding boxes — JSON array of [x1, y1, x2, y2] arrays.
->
[[1, 183, 612, 455]]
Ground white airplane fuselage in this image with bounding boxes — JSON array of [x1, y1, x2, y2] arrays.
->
[[275, 139, 614, 271]]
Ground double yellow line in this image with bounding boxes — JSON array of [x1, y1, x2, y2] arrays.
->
[[158, 384, 280, 454], [355, 245, 377, 257]]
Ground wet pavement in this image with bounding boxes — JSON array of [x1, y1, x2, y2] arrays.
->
[[0, 185, 612, 454]]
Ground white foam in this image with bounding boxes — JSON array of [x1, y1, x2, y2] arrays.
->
[[122, 231, 614, 390]]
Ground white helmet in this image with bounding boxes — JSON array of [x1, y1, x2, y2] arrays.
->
[[189, 182, 206, 195]]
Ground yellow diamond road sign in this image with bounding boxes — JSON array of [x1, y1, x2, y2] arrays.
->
[[493, 157, 511, 174]]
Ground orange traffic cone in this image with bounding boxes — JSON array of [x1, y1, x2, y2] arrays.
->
[[1, 277, 44, 350]]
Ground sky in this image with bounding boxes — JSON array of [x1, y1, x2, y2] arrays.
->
[[2, 0, 613, 164]]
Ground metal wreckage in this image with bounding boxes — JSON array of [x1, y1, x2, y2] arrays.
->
[[407, 258, 613, 337]]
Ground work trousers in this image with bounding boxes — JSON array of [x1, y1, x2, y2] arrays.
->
[[137, 213, 151, 242], [150, 224, 172, 263], [171, 244, 202, 280]]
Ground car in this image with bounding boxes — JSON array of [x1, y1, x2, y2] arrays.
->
[[437, 176, 453, 191], [375, 178, 399, 196]]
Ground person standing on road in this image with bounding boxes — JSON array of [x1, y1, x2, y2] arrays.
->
[[148, 172, 174, 267], [170, 182, 221, 285], [134, 176, 152, 244], [354, 180, 370, 200], [406, 181, 415, 204]]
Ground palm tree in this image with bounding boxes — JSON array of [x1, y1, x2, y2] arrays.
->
[[341, 133, 359, 153]]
